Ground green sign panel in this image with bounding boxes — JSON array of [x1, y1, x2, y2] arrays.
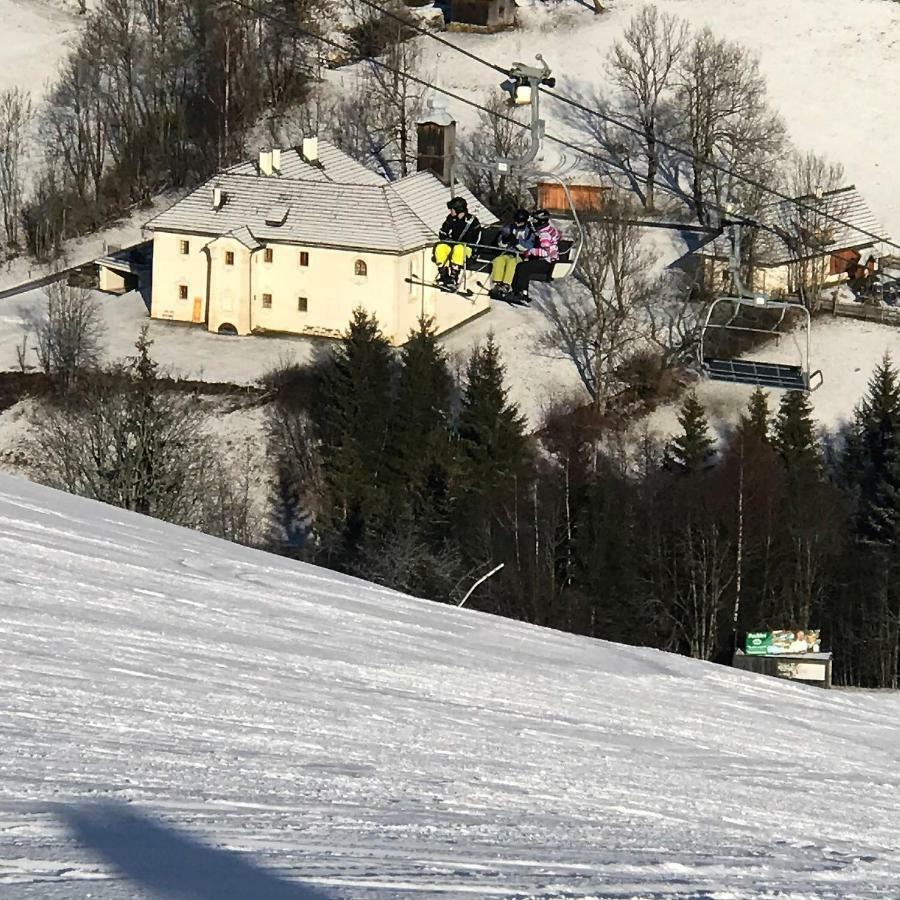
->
[[746, 632, 772, 655], [745, 630, 821, 655]]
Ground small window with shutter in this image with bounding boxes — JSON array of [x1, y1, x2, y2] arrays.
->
[[262, 293, 272, 308], [299, 251, 309, 267], [179, 240, 190, 255], [354, 259, 368, 277], [264, 248, 273, 263], [225, 251, 234, 266], [178, 284, 188, 300], [298, 296, 308, 313]]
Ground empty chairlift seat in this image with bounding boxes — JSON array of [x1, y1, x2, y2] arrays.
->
[[702, 357, 810, 392], [699, 296, 823, 393]]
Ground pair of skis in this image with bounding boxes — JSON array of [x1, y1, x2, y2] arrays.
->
[[404, 276, 529, 306]]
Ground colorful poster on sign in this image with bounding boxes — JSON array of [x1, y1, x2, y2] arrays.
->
[[745, 630, 821, 655]]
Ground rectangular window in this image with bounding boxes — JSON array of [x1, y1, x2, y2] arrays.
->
[[299, 251, 309, 267], [179, 240, 190, 255], [297, 296, 308, 312], [262, 293, 273, 309], [264, 248, 273, 263], [225, 251, 235, 266], [178, 284, 188, 300]]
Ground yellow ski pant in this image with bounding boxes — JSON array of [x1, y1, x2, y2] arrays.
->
[[491, 253, 519, 285], [434, 243, 471, 267]]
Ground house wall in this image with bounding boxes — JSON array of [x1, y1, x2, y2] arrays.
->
[[704, 254, 841, 298], [151, 231, 489, 345], [151, 231, 210, 325], [207, 236, 254, 335]]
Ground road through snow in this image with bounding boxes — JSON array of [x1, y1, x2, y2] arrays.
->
[[2, 475, 900, 898]]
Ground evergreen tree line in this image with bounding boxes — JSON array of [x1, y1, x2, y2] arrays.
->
[[271, 312, 900, 689]]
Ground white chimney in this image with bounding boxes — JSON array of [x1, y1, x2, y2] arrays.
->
[[271, 148, 282, 172], [259, 150, 274, 176], [302, 137, 319, 164], [212, 186, 225, 209]]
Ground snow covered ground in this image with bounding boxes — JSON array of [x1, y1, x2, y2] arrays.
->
[[3, 474, 900, 897], [0, 0, 81, 99]]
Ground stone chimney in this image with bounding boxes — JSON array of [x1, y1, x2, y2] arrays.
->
[[271, 148, 282, 173], [259, 150, 274, 176], [416, 102, 456, 186]]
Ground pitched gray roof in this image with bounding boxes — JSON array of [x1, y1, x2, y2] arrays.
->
[[146, 147, 496, 254], [702, 186, 889, 266], [225, 141, 386, 186]]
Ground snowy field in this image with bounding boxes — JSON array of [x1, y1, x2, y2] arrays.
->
[[0, 0, 81, 98], [3, 474, 900, 897]]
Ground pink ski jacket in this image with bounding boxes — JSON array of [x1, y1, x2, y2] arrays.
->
[[528, 224, 561, 262]]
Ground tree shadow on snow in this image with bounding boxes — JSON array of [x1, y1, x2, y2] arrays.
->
[[58, 801, 332, 899]]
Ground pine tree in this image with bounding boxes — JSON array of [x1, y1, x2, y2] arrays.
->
[[746, 387, 771, 443], [314, 308, 396, 556], [843, 354, 900, 542], [666, 392, 715, 474], [388, 317, 455, 518], [772, 390, 821, 484], [457, 335, 529, 490]]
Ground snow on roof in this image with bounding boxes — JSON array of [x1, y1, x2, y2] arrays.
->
[[225, 140, 386, 186], [702, 186, 889, 266], [147, 146, 496, 254]]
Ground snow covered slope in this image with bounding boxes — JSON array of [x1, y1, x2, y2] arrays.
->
[[0, 0, 83, 99], [3, 476, 900, 898]]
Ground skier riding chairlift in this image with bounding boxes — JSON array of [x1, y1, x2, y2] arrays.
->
[[489, 208, 536, 299], [433, 197, 482, 290], [509, 209, 561, 302]]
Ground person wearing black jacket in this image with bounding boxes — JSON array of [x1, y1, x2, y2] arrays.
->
[[434, 196, 481, 288]]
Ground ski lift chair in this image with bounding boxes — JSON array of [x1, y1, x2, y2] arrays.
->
[[699, 223, 823, 392], [700, 295, 823, 392]]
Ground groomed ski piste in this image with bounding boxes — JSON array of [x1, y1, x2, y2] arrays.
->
[[2, 474, 900, 898]]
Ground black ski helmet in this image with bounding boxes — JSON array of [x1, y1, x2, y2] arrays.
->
[[531, 208, 551, 228], [512, 208, 529, 225], [447, 197, 468, 214]]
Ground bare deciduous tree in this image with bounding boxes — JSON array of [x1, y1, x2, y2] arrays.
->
[[459, 93, 532, 216], [539, 202, 661, 414], [29, 282, 106, 393], [29, 328, 259, 539], [676, 28, 786, 225], [778, 151, 847, 307], [607, 6, 687, 211], [0, 88, 33, 250]]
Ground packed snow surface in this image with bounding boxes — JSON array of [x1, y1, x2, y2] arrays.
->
[[2, 476, 900, 898]]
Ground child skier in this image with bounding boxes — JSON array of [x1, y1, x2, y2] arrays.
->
[[510, 209, 561, 302], [489, 208, 536, 299], [434, 197, 482, 289]]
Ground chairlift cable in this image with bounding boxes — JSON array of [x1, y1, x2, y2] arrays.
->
[[354, 0, 899, 254], [223, 0, 773, 250]]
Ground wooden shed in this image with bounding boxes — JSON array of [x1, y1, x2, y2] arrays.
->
[[537, 180, 609, 217], [449, 0, 515, 31]]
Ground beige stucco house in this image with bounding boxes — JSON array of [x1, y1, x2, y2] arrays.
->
[[697, 186, 887, 297], [145, 139, 495, 345]]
